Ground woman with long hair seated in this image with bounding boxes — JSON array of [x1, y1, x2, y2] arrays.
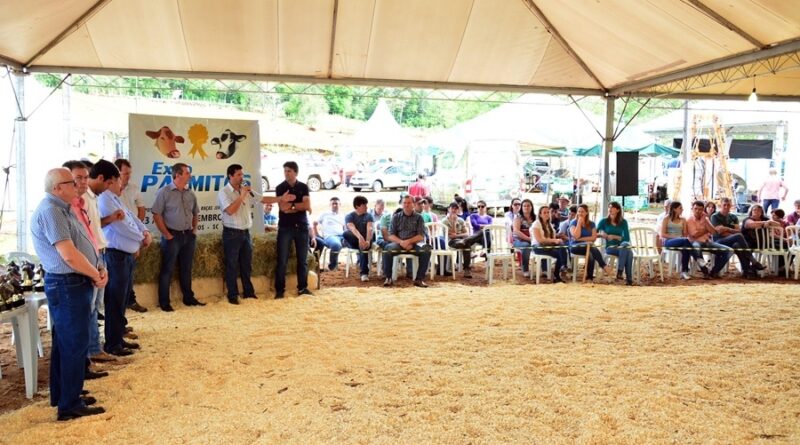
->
[[532, 205, 569, 283], [569, 204, 611, 281], [597, 201, 634, 285], [511, 199, 536, 278], [660, 201, 707, 280]]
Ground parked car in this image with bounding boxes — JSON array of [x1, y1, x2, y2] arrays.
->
[[349, 164, 416, 192], [261, 153, 340, 192]]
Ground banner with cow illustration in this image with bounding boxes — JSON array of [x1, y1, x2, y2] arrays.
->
[[129, 113, 263, 235]]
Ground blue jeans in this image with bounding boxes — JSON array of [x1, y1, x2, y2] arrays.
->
[[569, 243, 606, 279], [343, 231, 372, 275], [222, 228, 255, 299], [663, 237, 701, 272], [104, 249, 134, 351], [87, 287, 103, 356], [762, 199, 780, 214], [158, 231, 196, 307], [318, 235, 343, 269], [276, 224, 310, 293], [691, 240, 733, 274], [382, 242, 431, 281], [513, 240, 532, 272], [533, 245, 569, 274], [607, 242, 634, 283], [715, 233, 758, 273], [44, 273, 93, 414]]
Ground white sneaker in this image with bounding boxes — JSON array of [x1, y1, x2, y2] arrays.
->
[[360, 274, 369, 282], [681, 272, 691, 280], [696, 259, 707, 268], [522, 271, 530, 278]]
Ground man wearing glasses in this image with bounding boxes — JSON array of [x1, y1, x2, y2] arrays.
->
[[31, 168, 109, 421]]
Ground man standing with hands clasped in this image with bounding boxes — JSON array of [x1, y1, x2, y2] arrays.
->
[[152, 163, 204, 311], [218, 164, 294, 304], [31, 168, 109, 421]]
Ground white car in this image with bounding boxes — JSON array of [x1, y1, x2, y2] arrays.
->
[[349, 164, 416, 193], [260, 154, 340, 192]]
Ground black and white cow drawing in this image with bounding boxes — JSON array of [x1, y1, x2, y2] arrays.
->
[[211, 129, 246, 159]]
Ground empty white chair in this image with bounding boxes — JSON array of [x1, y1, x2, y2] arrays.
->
[[484, 224, 515, 285], [754, 227, 789, 277], [629, 228, 664, 283]]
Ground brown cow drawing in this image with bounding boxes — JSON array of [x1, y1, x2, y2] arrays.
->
[[145, 126, 184, 158]]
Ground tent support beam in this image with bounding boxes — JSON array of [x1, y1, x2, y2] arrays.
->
[[521, 0, 605, 90], [628, 92, 800, 102], [12, 73, 27, 252], [326, 0, 340, 78], [610, 38, 800, 95], [25, 66, 605, 96], [24, 0, 113, 66], [0, 54, 23, 70], [601, 97, 614, 216], [685, 0, 764, 49]]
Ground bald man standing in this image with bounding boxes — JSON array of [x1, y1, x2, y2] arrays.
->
[[31, 168, 109, 421]]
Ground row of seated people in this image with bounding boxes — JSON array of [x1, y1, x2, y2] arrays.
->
[[654, 197, 800, 279]]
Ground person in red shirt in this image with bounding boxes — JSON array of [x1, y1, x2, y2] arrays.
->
[[408, 174, 431, 199]]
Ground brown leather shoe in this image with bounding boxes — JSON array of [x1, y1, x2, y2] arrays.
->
[[90, 351, 117, 363], [128, 302, 148, 313]]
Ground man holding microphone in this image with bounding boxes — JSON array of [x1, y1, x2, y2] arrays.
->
[[218, 164, 294, 304]]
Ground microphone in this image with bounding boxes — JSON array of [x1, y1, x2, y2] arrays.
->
[[243, 180, 255, 197]]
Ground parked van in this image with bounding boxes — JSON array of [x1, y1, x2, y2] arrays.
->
[[424, 140, 524, 209]]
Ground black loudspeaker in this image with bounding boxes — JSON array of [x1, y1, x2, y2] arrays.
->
[[616, 152, 639, 196]]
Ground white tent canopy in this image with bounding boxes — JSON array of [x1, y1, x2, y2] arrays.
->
[[339, 99, 415, 152], [427, 95, 653, 151], [1, 0, 799, 99]]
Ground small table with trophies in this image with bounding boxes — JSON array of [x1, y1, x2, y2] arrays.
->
[[0, 304, 37, 398]]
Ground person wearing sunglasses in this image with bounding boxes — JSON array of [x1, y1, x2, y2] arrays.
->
[[468, 200, 493, 250]]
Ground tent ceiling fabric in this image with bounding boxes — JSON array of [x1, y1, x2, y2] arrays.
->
[[1, 0, 799, 98]]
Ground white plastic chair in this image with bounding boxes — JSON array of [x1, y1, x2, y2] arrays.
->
[[570, 239, 606, 283], [630, 228, 664, 283], [754, 227, 789, 277], [483, 224, 515, 285], [426, 222, 456, 280], [529, 248, 554, 284], [340, 247, 363, 278], [391, 254, 419, 281], [786, 226, 799, 280]]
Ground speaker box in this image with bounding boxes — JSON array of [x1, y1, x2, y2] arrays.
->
[[616, 151, 639, 196]]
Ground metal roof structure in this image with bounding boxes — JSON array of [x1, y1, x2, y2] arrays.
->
[[1, 0, 799, 99]]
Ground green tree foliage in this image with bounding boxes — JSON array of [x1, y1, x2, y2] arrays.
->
[[34, 74, 516, 128]]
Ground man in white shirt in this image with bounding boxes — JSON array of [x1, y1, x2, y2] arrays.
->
[[218, 164, 294, 304], [313, 197, 346, 271]]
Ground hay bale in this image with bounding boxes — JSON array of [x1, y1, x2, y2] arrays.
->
[[133, 233, 317, 284]]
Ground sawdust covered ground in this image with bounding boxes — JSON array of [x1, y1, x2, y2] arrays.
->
[[0, 282, 798, 444]]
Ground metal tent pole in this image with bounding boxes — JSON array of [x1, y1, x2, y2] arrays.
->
[[600, 97, 614, 215], [13, 73, 27, 252]]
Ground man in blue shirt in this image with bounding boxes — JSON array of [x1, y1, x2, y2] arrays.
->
[[343, 195, 374, 282], [99, 172, 152, 355], [31, 168, 108, 421]]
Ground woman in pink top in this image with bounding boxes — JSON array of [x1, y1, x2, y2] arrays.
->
[[758, 168, 789, 214]]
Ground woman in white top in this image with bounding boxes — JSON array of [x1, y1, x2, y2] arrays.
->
[[532, 205, 569, 283]]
